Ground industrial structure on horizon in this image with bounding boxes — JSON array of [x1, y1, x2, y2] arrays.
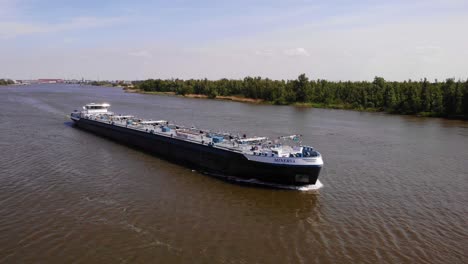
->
[[7, 79, 133, 86]]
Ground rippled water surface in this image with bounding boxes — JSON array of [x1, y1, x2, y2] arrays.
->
[[0, 84, 467, 263]]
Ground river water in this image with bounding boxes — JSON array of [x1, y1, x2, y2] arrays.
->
[[0, 84, 466, 263]]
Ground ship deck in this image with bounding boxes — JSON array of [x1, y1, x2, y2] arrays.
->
[[76, 111, 319, 159], [81, 114, 272, 155]]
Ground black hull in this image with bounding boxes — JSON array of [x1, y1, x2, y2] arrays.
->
[[73, 118, 321, 186]]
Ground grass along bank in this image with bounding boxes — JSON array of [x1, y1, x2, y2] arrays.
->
[[125, 88, 265, 104]]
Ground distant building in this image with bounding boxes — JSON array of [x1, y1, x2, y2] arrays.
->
[[38, 79, 64, 84], [64, 79, 81, 84]]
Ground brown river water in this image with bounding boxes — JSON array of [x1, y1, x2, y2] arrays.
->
[[0, 84, 467, 263]]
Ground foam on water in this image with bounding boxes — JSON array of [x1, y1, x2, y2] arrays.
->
[[235, 178, 323, 191], [202, 171, 323, 191]]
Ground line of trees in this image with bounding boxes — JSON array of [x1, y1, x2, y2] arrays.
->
[[134, 74, 468, 118], [91, 81, 131, 87], [0, 79, 14, 85]]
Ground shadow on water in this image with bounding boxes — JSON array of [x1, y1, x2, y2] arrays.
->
[[63, 121, 74, 127]]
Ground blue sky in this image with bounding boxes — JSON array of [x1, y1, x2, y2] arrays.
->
[[1, 0, 467, 80]]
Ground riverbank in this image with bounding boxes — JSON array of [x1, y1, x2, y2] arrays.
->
[[291, 102, 378, 112], [125, 89, 265, 104], [132, 75, 468, 119], [125, 88, 459, 118], [91, 84, 127, 88]]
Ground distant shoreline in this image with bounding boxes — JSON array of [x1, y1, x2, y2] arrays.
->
[[4, 81, 466, 119], [126, 89, 265, 103], [125, 88, 465, 119], [129, 75, 468, 120]]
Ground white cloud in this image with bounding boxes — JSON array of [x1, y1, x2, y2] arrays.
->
[[128, 50, 152, 58], [0, 16, 125, 38], [254, 49, 274, 57], [414, 45, 443, 54], [283, 48, 310, 57], [413, 46, 444, 64], [1, 1, 467, 81]]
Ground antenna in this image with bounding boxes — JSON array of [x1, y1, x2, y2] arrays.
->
[[191, 107, 195, 131]]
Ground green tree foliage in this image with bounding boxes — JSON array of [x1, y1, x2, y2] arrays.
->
[[0, 79, 14, 85], [134, 75, 468, 118], [293, 73, 309, 102], [90, 80, 130, 87]]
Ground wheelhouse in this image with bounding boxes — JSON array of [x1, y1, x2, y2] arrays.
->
[[83, 103, 110, 114]]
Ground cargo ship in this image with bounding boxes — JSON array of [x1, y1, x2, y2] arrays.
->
[[70, 103, 323, 186]]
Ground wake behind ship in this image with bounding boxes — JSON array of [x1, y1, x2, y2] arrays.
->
[[70, 103, 323, 186]]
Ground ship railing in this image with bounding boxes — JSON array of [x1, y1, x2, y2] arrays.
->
[[90, 114, 246, 153]]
